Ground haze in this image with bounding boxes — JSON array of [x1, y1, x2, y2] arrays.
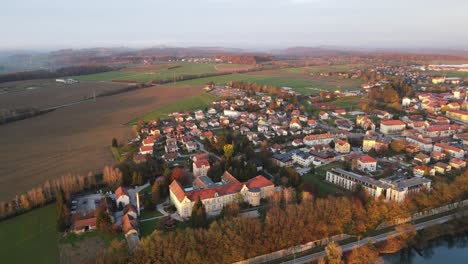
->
[[1, 0, 468, 50]]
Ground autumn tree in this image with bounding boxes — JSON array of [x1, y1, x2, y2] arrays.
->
[[96, 203, 113, 233], [390, 139, 406, 153], [170, 167, 185, 183], [56, 190, 70, 232], [325, 241, 343, 264], [191, 198, 207, 228], [223, 144, 234, 160], [347, 241, 382, 264], [103, 166, 123, 189]]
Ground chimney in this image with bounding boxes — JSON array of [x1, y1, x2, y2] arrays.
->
[[136, 192, 141, 216]]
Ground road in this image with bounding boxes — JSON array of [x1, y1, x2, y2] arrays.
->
[[283, 213, 459, 264]]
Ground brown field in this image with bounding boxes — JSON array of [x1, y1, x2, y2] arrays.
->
[[0, 84, 203, 200], [0, 80, 129, 110], [215, 64, 257, 72]]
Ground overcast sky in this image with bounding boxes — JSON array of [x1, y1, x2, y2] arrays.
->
[[1, 0, 468, 50]]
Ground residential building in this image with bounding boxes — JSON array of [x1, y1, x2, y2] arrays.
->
[[193, 159, 211, 177], [303, 133, 334, 146], [380, 120, 406, 135], [335, 139, 351, 153], [357, 155, 377, 172]]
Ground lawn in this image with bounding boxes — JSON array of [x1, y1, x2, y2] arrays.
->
[[136, 92, 217, 122], [329, 96, 364, 110], [0, 204, 59, 264], [303, 173, 346, 197], [73, 62, 237, 83]]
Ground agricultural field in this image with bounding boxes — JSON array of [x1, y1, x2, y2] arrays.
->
[[0, 204, 59, 264], [137, 92, 217, 122], [0, 79, 129, 110], [178, 68, 363, 95], [424, 70, 468, 78], [0, 84, 204, 200], [72, 62, 252, 83]]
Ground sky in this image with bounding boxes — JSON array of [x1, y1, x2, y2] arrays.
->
[[1, 0, 468, 50]]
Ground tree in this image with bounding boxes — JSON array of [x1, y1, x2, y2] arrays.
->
[[347, 241, 382, 264], [390, 139, 405, 153], [223, 144, 234, 160], [325, 241, 343, 264], [191, 198, 207, 228], [96, 203, 113, 233], [111, 138, 118, 148], [56, 190, 70, 232]]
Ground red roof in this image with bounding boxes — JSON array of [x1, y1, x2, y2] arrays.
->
[[169, 181, 186, 202], [195, 159, 210, 168], [245, 175, 274, 189], [140, 145, 153, 152], [381, 120, 405, 126], [73, 217, 96, 230], [193, 153, 209, 161], [358, 155, 377, 163]]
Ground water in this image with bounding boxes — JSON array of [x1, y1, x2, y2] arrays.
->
[[383, 234, 468, 264]]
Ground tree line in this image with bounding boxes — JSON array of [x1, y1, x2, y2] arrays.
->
[[0, 65, 115, 83]]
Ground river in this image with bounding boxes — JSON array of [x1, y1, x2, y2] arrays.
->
[[383, 233, 468, 264]]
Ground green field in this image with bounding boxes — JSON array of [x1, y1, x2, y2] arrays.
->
[[73, 62, 239, 83], [177, 70, 362, 95], [0, 204, 59, 264], [136, 92, 217, 122], [424, 70, 468, 78]]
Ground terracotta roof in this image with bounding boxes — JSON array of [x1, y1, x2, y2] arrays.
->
[[169, 181, 186, 202], [358, 155, 377, 163], [140, 145, 153, 152], [73, 217, 96, 230], [304, 133, 333, 141], [381, 120, 405, 126], [187, 183, 243, 201], [122, 213, 138, 234], [245, 175, 274, 189], [193, 153, 209, 161], [115, 186, 129, 199], [195, 159, 210, 168]]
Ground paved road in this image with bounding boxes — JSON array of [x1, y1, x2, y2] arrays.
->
[[283, 213, 459, 264]]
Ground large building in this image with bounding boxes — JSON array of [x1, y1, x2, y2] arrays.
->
[[303, 133, 334, 146], [380, 120, 406, 135], [325, 168, 431, 202], [169, 171, 274, 218], [446, 110, 468, 123], [193, 159, 211, 177]]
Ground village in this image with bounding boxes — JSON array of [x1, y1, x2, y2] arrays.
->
[[60, 63, 468, 255]]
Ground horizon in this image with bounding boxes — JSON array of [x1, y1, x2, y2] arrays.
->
[[2, 0, 468, 51]]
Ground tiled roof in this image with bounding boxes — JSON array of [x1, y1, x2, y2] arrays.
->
[[381, 120, 405, 126]]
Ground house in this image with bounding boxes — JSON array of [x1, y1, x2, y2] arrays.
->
[[307, 119, 317, 127], [335, 119, 354, 131], [142, 136, 155, 147], [413, 165, 435, 177], [193, 159, 211, 177], [356, 115, 376, 131], [335, 139, 350, 154], [319, 111, 329, 120], [433, 143, 465, 159], [139, 145, 153, 155], [165, 145, 179, 153], [292, 151, 315, 167], [289, 118, 302, 130], [292, 138, 303, 147], [449, 158, 466, 170], [169, 172, 274, 217], [194, 110, 205, 120], [334, 109, 347, 116], [303, 133, 334, 146], [272, 151, 296, 167], [200, 131, 214, 140], [414, 153, 431, 164], [357, 155, 377, 172], [406, 136, 433, 152], [431, 151, 447, 161], [434, 162, 451, 174], [163, 152, 178, 162], [122, 213, 139, 238], [380, 120, 406, 135], [185, 141, 198, 152], [72, 217, 97, 234], [115, 187, 130, 207], [209, 119, 220, 127], [270, 143, 282, 153]]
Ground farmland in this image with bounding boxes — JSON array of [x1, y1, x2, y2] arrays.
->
[[0, 82, 204, 200], [72, 62, 252, 83], [0, 79, 129, 110], [138, 92, 217, 122], [177, 68, 363, 95], [0, 204, 59, 264]]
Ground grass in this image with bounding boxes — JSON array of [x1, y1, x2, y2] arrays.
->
[[61, 230, 123, 246], [73, 62, 235, 83], [0, 204, 59, 264], [136, 92, 217, 122], [303, 173, 346, 197], [329, 96, 363, 110], [140, 209, 163, 221]]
